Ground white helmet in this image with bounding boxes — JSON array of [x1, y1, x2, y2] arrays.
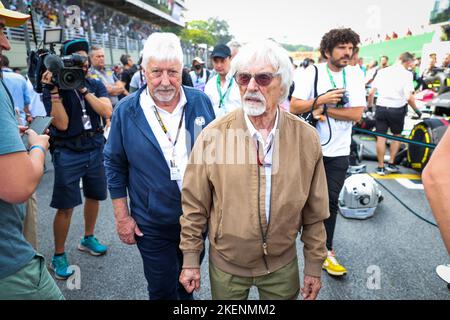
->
[[338, 174, 383, 219]]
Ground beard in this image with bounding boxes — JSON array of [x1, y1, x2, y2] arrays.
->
[[152, 84, 177, 102], [330, 55, 350, 69], [242, 92, 267, 117]]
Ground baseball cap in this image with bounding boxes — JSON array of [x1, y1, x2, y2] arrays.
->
[[211, 44, 231, 59], [0, 1, 30, 27], [192, 57, 205, 64]]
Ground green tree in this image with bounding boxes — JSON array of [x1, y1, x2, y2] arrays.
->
[[179, 18, 234, 46], [180, 28, 215, 46], [207, 17, 233, 44]]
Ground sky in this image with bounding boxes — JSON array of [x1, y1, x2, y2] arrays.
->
[[184, 0, 437, 48]]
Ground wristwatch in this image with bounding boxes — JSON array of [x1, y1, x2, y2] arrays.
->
[[81, 88, 90, 96]]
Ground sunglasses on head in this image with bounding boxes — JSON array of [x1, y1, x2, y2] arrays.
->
[[234, 71, 281, 87]]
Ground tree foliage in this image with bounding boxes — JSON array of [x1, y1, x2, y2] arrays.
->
[[180, 17, 234, 45]]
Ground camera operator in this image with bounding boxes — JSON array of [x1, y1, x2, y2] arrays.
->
[[290, 28, 366, 277], [41, 38, 112, 280]]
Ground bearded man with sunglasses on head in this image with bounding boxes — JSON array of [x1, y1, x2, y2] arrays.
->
[[179, 40, 329, 300]]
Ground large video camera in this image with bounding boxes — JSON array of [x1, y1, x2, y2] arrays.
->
[[28, 29, 86, 93]]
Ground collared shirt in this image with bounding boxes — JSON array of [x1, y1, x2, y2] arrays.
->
[[140, 87, 188, 190], [371, 63, 414, 108], [1, 68, 31, 125], [204, 72, 241, 118], [244, 109, 279, 223], [89, 67, 119, 106]]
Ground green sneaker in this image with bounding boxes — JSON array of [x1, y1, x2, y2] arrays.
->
[[51, 253, 74, 280], [78, 236, 107, 256]]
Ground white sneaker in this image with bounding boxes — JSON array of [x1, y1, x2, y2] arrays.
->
[[436, 264, 450, 283]]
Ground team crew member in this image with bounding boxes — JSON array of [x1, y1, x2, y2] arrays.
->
[[204, 44, 241, 118], [290, 28, 366, 277], [368, 52, 422, 175]]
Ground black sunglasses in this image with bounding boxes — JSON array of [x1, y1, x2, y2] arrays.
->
[[234, 71, 281, 87]]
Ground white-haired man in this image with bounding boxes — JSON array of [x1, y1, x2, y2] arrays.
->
[[179, 40, 329, 300], [104, 33, 215, 300]]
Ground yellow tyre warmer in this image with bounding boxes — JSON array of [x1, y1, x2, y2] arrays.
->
[[407, 119, 449, 171]]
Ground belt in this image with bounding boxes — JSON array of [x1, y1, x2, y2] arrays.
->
[[376, 104, 407, 109]]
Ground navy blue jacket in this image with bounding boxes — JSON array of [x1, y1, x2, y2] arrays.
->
[[104, 85, 215, 230]]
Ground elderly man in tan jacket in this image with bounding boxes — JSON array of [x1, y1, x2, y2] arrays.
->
[[179, 40, 329, 300]]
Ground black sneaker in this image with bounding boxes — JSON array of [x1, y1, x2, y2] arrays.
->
[[385, 163, 400, 173], [376, 167, 386, 176]]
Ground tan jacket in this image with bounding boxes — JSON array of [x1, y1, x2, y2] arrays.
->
[[180, 108, 329, 278]]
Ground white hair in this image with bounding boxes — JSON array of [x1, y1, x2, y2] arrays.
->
[[141, 32, 184, 70], [231, 40, 293, 103]]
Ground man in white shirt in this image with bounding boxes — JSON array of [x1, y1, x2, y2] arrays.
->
[[189, 57, 210, 92], [290, 28, 366, 277], [204, 44, 241, 118], [368, 52, 422, 175]]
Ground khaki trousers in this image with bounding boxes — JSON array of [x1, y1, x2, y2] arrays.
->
[[209, 257, 300, 300]]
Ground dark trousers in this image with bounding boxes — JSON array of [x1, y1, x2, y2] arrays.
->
[[136, 224, 204, 300], [323, 156, 349, 251]]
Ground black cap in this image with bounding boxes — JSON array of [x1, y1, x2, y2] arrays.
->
[[211, 44, 231, 58], [61, 38, 89, 56]]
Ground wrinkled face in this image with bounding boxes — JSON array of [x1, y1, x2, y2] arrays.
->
[[0, 18, 11, 54], [91, 49, 105, 69], [236, 63, 283, 117], [328, 43, 353, 69], [212, 56, 231, 76], [144, 58, 182, 104]]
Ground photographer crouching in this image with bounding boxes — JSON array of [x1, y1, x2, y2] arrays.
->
[[41, 39, 112, 280]]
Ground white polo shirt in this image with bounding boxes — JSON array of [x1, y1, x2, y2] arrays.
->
[[204, 72, 242, 118], [371, 63, 414, 108], [292, 63, 366, 157], [140, 88, 188, 190]]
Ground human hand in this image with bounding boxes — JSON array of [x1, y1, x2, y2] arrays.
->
[[301, 275, 322, 300], [18, 125, 28, 136], [26, 129, 50, 150], [319, 89, 345, 106], [313, 106, 325, 121], [179, 268, 201, 293], [115, 215, 143, 245], [41, 70, 54, 86]]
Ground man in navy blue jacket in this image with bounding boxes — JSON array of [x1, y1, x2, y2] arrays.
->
[[104, 33, 215, 300]]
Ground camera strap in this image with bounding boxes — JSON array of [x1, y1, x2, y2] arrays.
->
[[326, 64, 347, 89]]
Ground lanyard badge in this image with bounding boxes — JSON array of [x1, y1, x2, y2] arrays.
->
[[76, 91, 92, 130], [153, 105, 186, 181], [216, 75, 234, 109]]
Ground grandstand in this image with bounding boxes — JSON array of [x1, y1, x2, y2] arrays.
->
[[2, 0, 188, 68]]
